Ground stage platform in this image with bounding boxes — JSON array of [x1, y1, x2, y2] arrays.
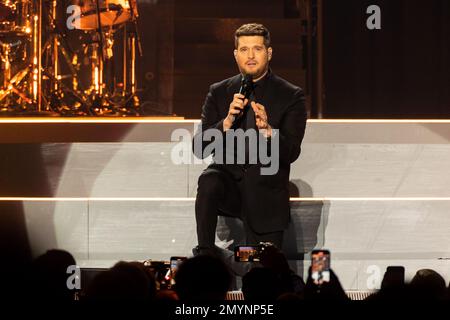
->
[[1, 118, 449, 290]]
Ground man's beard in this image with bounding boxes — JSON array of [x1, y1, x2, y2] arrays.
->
[[241, 65, 269, 79], [245, 65, 268, 80]]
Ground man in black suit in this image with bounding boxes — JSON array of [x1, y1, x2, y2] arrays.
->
[[193, 23, 307, 256]]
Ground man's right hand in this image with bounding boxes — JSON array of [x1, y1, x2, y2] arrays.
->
[[223, 93, 248, 131]]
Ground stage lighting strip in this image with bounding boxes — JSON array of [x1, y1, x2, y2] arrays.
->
[[0, 119, 449, 123], [0, 197, 449, 201]]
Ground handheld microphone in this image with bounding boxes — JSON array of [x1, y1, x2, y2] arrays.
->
[[239, 74, 254, 99], [234, 74, 254, 121]]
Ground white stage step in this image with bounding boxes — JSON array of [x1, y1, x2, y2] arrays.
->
[[1, 120, 449, 291]]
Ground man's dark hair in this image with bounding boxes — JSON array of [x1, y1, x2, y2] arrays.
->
[[234, 23, 271, 48]]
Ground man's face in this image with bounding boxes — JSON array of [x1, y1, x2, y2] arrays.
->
[[234, 36, 272, 79]]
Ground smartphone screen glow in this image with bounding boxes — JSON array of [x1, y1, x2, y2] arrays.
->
[[311, 250, 330, 285]]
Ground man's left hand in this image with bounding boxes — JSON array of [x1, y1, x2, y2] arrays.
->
[[251, 101, 272, 138]]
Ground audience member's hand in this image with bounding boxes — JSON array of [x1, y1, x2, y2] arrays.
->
[[304, 267, 349, 301]]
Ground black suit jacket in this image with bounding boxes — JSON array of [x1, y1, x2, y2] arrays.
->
[[193, 72, 307, 233]]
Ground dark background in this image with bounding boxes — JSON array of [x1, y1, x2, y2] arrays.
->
[[322, 0, 450, 118], [70, 0, 449, 119]]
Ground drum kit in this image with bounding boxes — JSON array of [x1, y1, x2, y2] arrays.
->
[[0, 0, 142, 116]]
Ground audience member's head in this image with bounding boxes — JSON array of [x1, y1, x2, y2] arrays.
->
[[31, 249, 77, 301], [128, 261, 157, 299], [174, 255, 231, 302], [410, 269, 447, 300], [86, 261, 155, 300], [242, 267, 280, 301]]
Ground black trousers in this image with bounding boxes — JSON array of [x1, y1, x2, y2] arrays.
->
[[195, 166, 284, 249]]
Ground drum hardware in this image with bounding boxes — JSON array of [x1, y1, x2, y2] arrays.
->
[[41, 0, 91, 115], [81, 0, 142, 116], [35, 0, 42, 111], [120, 0, 141, 115], [74, 0, 120, 116], [0, 0, 36, 113], [0, 0, 143, 116], [41, 68, 92, 115], [0, 51, 33, 112]]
